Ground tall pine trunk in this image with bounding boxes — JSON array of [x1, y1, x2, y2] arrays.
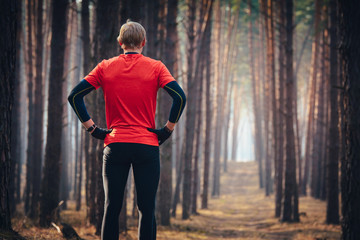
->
[[201, 8, 213, 208], [158, 0, 178, 226], [303, 0, 322, 196], [30, 0, 44, 219], [281, 0, 299, 222], [339, 0, 360, 238], [326, 0, 339, 225], [0, 0, 17, 231], [10, 0, 23, 214], [182, 0, 196, 220], [93, 0, 121, 234], [39, 0, 68, 227], [275, 0, 285, 218], [24, 0, 35, 215]]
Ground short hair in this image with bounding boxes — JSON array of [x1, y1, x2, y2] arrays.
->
[[117, 20, 146, 50]]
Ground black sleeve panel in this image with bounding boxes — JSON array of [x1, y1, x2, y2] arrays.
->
[[163, 81, 187, 123], [67, 79, 95, 123]]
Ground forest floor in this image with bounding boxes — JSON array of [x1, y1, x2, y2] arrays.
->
[[10, 161, 341, 240]]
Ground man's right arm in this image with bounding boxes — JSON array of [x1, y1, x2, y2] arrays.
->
[[68, 79, 112, 139]]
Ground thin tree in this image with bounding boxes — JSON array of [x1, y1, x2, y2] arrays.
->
[[326, 0, 339, 225], [302, 0, 322, 196], [201, 11, 212, 209], [9, 0, 23, 214], [275, 0, 285, 218], [24, 0, 35, 215], [30, 0, 44, 219], [261, 0, 275, 196], [281, 0, 299, 222], [182, 0, 197, 220], [158, 0, 178, 226], [39, 0, 68, 227], [212, 0, 222, 197]]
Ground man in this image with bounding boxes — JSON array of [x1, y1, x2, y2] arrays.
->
[[68, 20, 186, 240]]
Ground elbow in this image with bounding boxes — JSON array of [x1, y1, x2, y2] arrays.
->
[[179, 91, 186, 108], [67, 91, 75, 104], [182, 93, 187, 108]]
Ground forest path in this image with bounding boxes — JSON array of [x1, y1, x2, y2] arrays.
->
[[13, 161, 341, 239], [147, 161, 341, 240]]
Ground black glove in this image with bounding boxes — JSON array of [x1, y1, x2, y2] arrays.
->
[[91, 127, 112, 140], [147, 126, 173, 145]]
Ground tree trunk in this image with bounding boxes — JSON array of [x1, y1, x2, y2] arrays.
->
[[24, 0, 35, 215], [30, 0, 44, 219], [201, 19, 212, 208], [182, 0, 196, 220], [303, 0, 322, 196], [158, 0, 178, 226], [262, 0, 275, 196], [326, 0, 339, 225], [339, 0, 360, 238], [191, 57, 204, 215], [275, 0, 285, 218], [212, 0, 222, 198], [9, 0, 23, 214], [0, 0, 17, 231], [281, 0, 299, 222], [257, 5, 265, 189], [39, 0, 68, 227], [93, 0, 121, 234], [76, 130, 83, 211], [312, 26, 327, 199]]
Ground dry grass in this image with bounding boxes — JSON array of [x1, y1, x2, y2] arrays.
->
[[10, 161, 340, 240]]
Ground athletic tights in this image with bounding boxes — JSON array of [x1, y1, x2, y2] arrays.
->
[[101, 143, 160, 240]]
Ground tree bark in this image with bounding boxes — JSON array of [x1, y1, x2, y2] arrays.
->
[[262, 0, 275, 196], [182, 0, 196, 220], [339, 0, 360, 238], [212, 0, 222, 197], [0, 0, 17, 231], [326, 0, 339, 225], [24, 0, 35, 215], [281, 0, 299, 222], [93, 0, 121, 234], [30, 0, 44, 219], [275, 0, 285, 218], [9, 0, 23, 214], [39, 0, 68, 227], [158, 0, 178, 226], [303, 0, 322, 196], [201, 17, 212, 208]]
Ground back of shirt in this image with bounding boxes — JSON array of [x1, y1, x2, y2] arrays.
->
[[84, 53, 174, 146]]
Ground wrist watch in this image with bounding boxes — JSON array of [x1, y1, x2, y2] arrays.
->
[[87, 124, 96, 132], [164, 125, 173, 133]]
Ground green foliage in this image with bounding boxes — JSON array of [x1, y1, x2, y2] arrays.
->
[[295, 0, 315, 25]]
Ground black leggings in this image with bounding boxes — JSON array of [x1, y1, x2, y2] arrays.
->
[[101, 143, 160, 240]]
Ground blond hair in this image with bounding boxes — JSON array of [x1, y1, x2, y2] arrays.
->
[[117, 20, 146, 50]]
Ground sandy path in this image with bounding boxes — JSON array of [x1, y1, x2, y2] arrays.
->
[[14, 161, 340, 239]]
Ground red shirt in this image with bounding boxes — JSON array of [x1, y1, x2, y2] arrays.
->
[[84, 54, 175, 146]]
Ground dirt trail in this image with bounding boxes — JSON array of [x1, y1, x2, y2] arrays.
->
[[147, 161, 340, 240], [14, 161, 340, 239]]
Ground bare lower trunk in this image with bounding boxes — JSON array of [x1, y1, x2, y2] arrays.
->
[[0, 0, 17, 230], [339, 1, 360, 238], [281, 0, 299, 222], [39, 0, 68, 227], [326, 0, 339, 225], [303, 0, 322, 196]]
